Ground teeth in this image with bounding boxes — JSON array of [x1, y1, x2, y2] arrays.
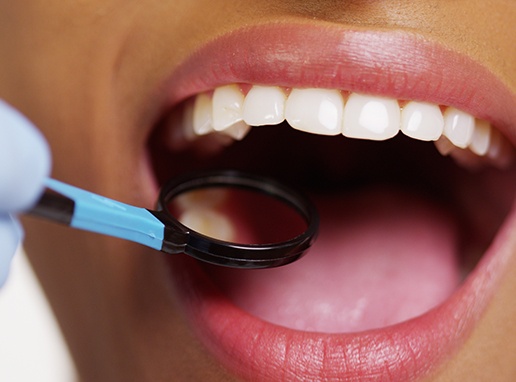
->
[[443, 107, 475, 148], [192, 87, 251, 142], [175, 188, 228, 211], [222, 121, 252, 141], [179, 84, 512, 165], [434, 136, 455, 156], [342, 93, 400, 140], [175, 189, 234, 242], [179, 209, 235, 242], [401, 101, 444, 141], [469, 119, 491, 156], [285, 88, 343, 135], [193, 93, 215, 136], [243, 86, 286, 126], [212, 84, 246, 131]]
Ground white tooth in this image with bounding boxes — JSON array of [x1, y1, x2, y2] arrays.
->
[[175, 188, 228, 211], [443, 107, 475, 148], [212, 84, 245, 131], [179, 208, 234, 242], [342, 93, 400, 140], [243, 85, 286, 126], [185, 95, 235, 155], [182, 99, 197, 142], [193, 93, 215, 136], [401, 101, 444, 141], [469, 119, 491, 156], [221, 121, 252, 141], [285, 88, 343, 136]]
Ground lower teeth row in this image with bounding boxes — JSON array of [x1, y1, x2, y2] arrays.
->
[[168, 84, 513, 168]]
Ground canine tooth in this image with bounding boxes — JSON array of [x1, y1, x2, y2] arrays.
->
[[212, 84, 245, 131], [221, 121, 252, 140], [401, 101, 443, 141], [443, 107, 475, 148], [179, 208, 234, 242], [176, 97, 233, 155], [469, 120, 491, 156], [243, 85, 286, 126], [193, 93, 215, 136], [285, 88, 343, 135], [342, 93, 400, 140]]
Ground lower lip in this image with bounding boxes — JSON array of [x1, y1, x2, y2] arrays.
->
[[166, 202, 516, 380]]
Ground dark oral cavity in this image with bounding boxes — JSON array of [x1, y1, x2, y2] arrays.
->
[[149, 110, 516, 334]]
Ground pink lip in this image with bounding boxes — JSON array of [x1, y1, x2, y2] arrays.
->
[[164, 22, 516, 145], [162, 23, 516, 380]]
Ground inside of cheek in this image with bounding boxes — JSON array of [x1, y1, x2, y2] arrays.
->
[[148, 123, 514, 333]]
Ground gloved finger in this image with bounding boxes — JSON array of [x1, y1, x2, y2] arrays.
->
[[0, 214, 23, 287], [0, 100, 52, 212]]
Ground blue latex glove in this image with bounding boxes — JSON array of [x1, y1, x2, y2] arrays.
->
[[0, 100, 51, 286]]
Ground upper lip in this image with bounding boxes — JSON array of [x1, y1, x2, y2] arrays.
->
[[161, 22, 516, 146], [157, 22, 516, 381]]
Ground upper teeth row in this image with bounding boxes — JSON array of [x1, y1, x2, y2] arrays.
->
[[173, 84, 512, 165]]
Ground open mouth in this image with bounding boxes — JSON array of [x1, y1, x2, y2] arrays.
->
[[145, 24, 516, 380], [151, 83, 514, 330]]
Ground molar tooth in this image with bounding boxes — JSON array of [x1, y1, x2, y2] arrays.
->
[[401, 101, 444, 141], [342, 93, 400, 140], [193, 93, 215, 136], [243, 85, 286, 126], [212, 84, 245, 131], [469, 119, 491, 156], [285, 88, 343, 136], [443, 107, 475, 148]]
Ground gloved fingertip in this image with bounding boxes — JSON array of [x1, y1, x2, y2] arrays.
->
[[0, 100, 52, 212]]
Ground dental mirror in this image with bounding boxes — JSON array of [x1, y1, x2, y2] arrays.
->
[[28, 170, 319, 269]]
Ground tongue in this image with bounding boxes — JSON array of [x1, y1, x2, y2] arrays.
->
[[206, 187, 462, 333]]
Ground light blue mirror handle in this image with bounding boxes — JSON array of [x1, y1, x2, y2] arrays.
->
[[32, 179, 165, 250]]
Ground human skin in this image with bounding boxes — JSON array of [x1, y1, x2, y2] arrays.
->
[[1, 1, 515, 381]]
